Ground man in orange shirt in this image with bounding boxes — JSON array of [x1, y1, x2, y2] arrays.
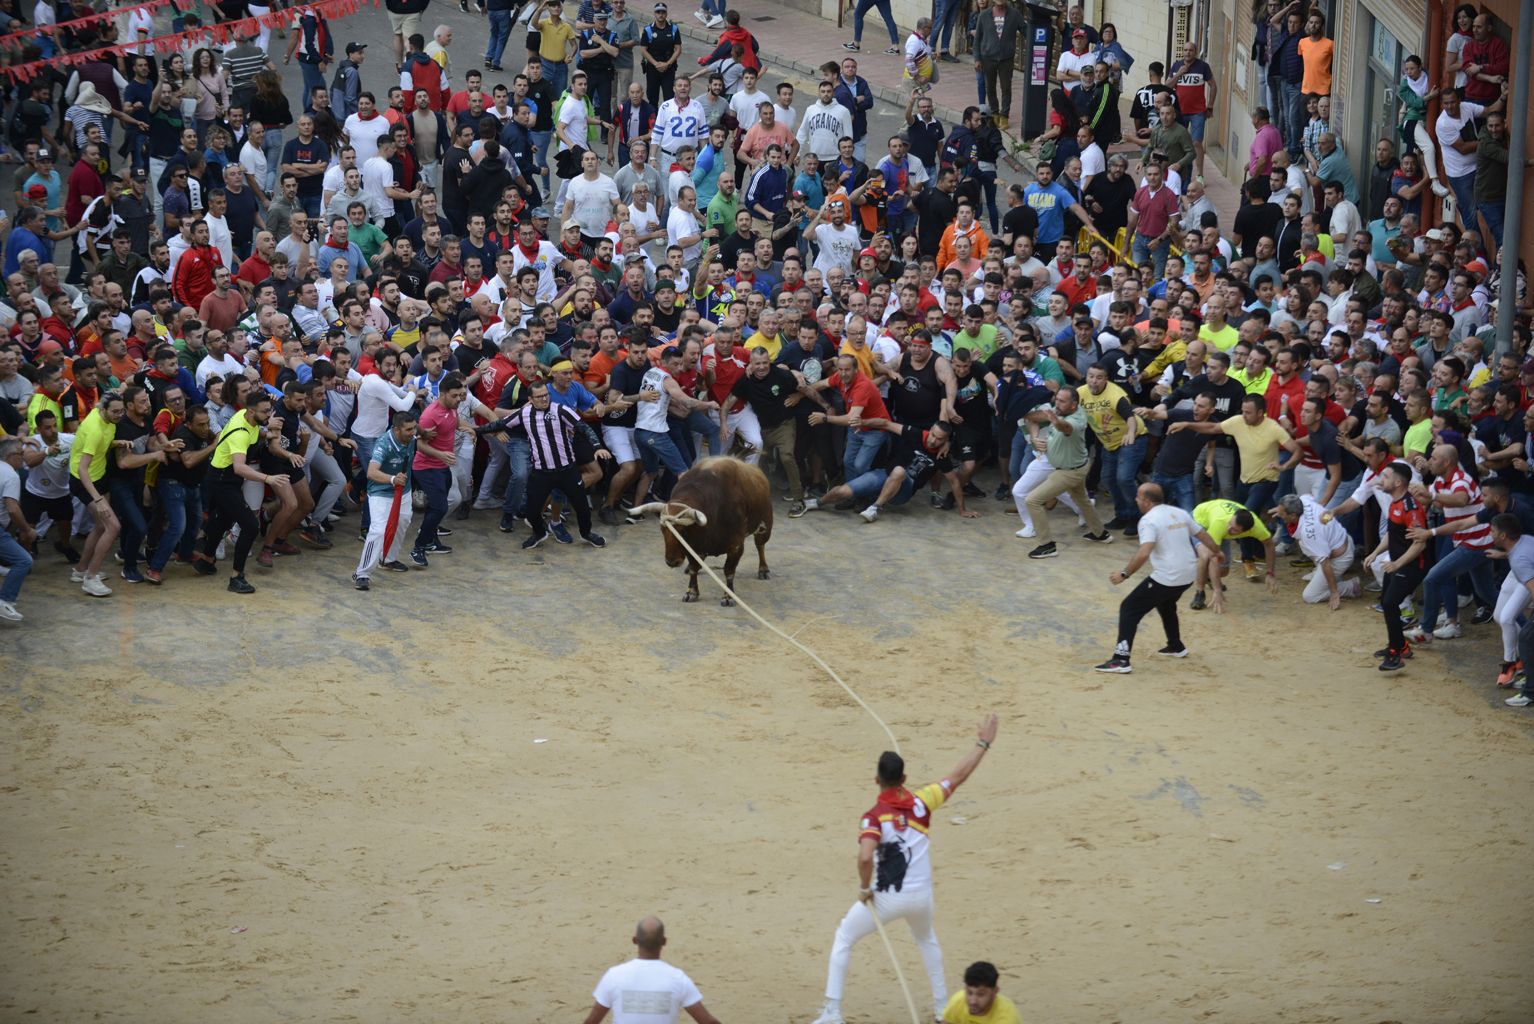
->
[[936, 200, 989, 270], [585, 324, 626, 394], [1296, 11, 1332, 98]]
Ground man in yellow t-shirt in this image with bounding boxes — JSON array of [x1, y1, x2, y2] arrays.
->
[[1189, 498, 1279, 610], [1167, 393, 1298, 576], [68, 395, 127, 597], [941, 961, 1022, 1024], [1078, 363, 1146, 530], [535, 2, 578, 89]]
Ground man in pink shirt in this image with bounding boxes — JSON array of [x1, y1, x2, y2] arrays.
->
[[1247, 106, 1283, 179], [1125, 161, 1181, 279], [409, 372, 465, 567]]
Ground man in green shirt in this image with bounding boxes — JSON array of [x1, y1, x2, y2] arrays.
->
[[1189, 498, 1278, 610], [346, 201, 391, 267], [1401, 389, 1434, 470], [705, 171, 741, 238], [952, 306, 998, 361], [1020, 386, 1110, 558]]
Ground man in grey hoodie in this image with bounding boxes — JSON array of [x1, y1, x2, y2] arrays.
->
[[971, 0, 1025, 131]]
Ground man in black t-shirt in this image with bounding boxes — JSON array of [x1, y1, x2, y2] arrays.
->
[[795, 418, 972, 522], [1147, 392, 1216, 512], [1231, 179, 1282, 261], [105, 385, 168, 585], [149, 404, 217, 581], [598, 333, 656, 522], [775, 320, 838, 493], [731, 347, 807, 512]]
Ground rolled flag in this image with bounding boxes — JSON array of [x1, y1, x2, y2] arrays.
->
[[381, 483, 404, 556]]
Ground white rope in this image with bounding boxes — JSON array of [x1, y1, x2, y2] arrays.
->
[[649, 505, 922, 1024]]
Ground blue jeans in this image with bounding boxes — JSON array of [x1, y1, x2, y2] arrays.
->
[[542, 58, 568, 97], [109, 477, 149, 573], [700, 0, 724, 15], [1152, 471, 1195, 513], [976, 170, 999, 233], [298, 59, 327, 100], [1421, 542, 1497, 628], [847, 467, 916, 505], [149, 477, 202, 571], [842, 428, 887, 480], [1237, 479, 1278, 561], [637, 427, 691, 477], [1476, 201, 1505, 252], [1101, 436, 1146, 523], [486, 9, 513, 65], [0, 529, 32, 604], [262, 127, 284, 194], [852, 0, 898, 44], [1281, 81, 1305, 157], [1132, 232, 1169, 279], [498, 434, 532, 518], [413, 466, 451, 551], [1447, 172, 1475, 221], [932, 0, 961, 52], [672, 409, 721, 463], [531, 129, 553, 191]]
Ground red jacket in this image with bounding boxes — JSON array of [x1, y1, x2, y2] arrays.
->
[[172, 245, 224, 311], [699, 26, 760, 72]]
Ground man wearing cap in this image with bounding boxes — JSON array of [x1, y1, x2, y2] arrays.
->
[[578, 9, 620, 134], [331, 43, 367, 119], [1057, 27, 1095, 94], [22, 149, 63, 247], [640, 3, 682, 107]]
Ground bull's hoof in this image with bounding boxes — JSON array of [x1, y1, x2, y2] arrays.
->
[[720, 595, 736, 607], [757, 568, 771, 580], [683, 591, 699, 603]]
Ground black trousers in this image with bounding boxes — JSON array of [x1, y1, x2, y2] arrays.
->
[[644, 66, 675, 108], [201, 471, 259, 574], [1116, 577, 1191, 657], [1382, 564, 1426, 651], [526, 464, 592, 539]]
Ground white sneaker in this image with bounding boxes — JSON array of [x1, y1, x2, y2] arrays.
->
[[859, 504, 879, 523], [693, 8, 708, 22], [81, 575, 112, 597], [471, 497, 501, 510], [1339, 578, 1362, 599], [1275, 540, 1294, 555], [1076, 514, 1086, 526], [1507, 691, 1533, 707], [0, 600, 21, 622], [1014, 524, 1035, 538], [69, 568, 85, 583], [706, 13, 724, 26], [809, 1007, 845, 1024], [1458, 593, 1474, 608], [1404, 625, 1431, 644], [1433, 620, 1463, 639]]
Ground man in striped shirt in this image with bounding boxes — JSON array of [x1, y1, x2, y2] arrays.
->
[[484, 380, 611, 549], [1406, 443, 1498, 643]]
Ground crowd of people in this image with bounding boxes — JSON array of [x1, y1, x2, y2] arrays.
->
[[0, 0, 1529, 701]]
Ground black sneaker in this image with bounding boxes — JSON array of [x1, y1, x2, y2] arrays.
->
[[962, 482, 985, 498], [1027, 542, 1057, 559], [994, 483, 1010, 501], [498, 514, 517, 533], [409, 549, 430, 569], [382, 559, 410, 572], [227, 575, 255, 594], [939, 493, 957, 510], [551, 521, 574, 544], [435, 526, 453, 537], [193, 558, 217, 576], [521, 533, 547, 550], [1471, 605, 1493, 625], [599, 506, 620, 525], [1156, 645, 1189, 657], [582, 532, 607, 548], [352, 574, 370, 591], [1374, 644, 1414, 659], [1083, 531, 1114, 543], [1378, 651, 1405, 672], [1122, 524, 1139, 537], [1104, 516, 1128, 530], [1189, 590, 1207, 610], [424, 542, 453, 554], [1093, 655, 1132, 673]]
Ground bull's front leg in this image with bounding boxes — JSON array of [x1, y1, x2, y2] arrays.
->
[[683, 555, 701, 602], [720, 542, 745, 606]]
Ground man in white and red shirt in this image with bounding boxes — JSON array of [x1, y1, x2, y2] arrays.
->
[[1407, 442, 1497, 643], [807, 715, 998, 1024], [701, 326, 756, 458]]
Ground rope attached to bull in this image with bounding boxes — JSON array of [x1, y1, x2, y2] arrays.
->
[[633, 500, 922, 1024]]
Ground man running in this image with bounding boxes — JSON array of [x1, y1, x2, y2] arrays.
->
[[809, 713, 1000, 1024], [1095, 482, 1220, 673]]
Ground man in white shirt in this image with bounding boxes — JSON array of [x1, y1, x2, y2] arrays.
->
[[351, 346, 419, 536], [563, 149, 621, 242], [795, 80, 852, 163], [582, 917, 722, 1024], [344, 95, 394, 165], [1275, 490, 1359, 607], [1096, 482, 1220, 673], [196, 329, 245, 388], [510, 218, 569, 301], [653, 76, 707, 164], [728, 67, 769, 136], [361, 137, 403, 227]]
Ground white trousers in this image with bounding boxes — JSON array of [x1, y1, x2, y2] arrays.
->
[[1294, 463, 1329, 502], [356, 492, 412, 578], [449, 432, 474, 507], [716, 404, 762, 462], [1011, 455, 1080, 529], [1494, 572, 1531, 662], [823, 888, 946, 1019], [1302, 539, 1354, 603]]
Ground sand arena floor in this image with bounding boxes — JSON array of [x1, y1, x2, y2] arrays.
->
[[3, 499, 1532, 1022]]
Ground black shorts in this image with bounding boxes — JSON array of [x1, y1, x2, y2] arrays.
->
[[21, 488, 73, 526], [260, 453, 305, 483], [954, 426, 989, 463], [69, 474, 98, 505]]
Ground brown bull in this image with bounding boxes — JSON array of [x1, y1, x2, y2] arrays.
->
[[631, 457, 774, 605]]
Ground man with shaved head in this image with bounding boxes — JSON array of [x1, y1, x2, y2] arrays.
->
[[583, 916, 723, 1023]]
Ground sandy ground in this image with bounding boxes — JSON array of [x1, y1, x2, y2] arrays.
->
[[3, 495, 1532, 1023]]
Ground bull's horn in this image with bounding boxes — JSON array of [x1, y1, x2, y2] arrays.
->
[[690, 510, 708, 526], [629, 502, 668, 516]]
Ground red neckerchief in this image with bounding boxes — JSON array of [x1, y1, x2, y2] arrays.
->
[[326, 234, 344, 249], [464, 273, 484, 290], [516, 239, 541, 261], [591, 257, 611, 272], [560, 240, 582, 259]]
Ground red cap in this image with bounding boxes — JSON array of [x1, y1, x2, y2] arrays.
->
[[26, 183, 46, 199], [859, 246, 877, 258]]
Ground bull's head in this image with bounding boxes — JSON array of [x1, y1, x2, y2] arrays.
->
[[631, 502, 710, 568]]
